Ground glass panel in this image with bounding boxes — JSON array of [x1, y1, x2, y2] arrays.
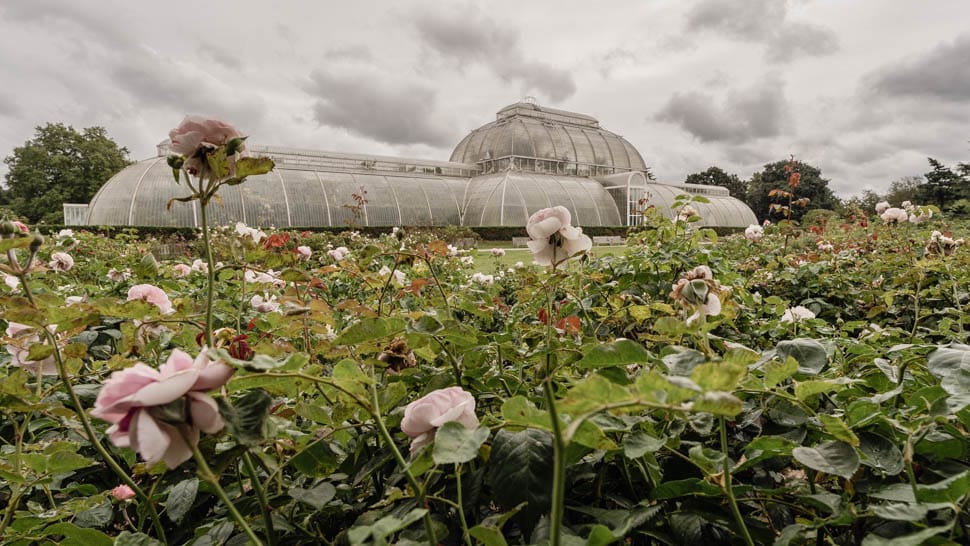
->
[[511, 120, 535, 157], [525, 122, 556, 160], [584, 129, 613, 167], [562, 126, 596, 167]]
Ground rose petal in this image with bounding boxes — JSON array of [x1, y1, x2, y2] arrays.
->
[[127, 369, 199, 407], [187, 392, 225, 434], [130, 409, 171, 466]]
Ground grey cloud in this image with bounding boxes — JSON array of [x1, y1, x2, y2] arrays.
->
[[655, 78, 788, 143], [868, 33, 970, 102], [0, 94, 19, 119], [685, 0, 839, 62], [198, 43, 243, 71], [412, 9, 576, 102], [766, 22, 840, 62], [306, 69, 454, 147], [685, 0, 786, 39], [323, 45, 374, 62], [1, 0, 131, 50]]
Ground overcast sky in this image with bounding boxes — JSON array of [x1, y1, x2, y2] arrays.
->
[[1, 0, 968, 198]]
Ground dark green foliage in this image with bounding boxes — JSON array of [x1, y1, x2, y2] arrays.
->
[[746, 159, 839, 222], [2, 123, 131, 223], [684, 166, 748, 200]]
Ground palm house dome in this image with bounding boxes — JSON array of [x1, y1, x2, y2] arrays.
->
[[80, 101, 757, 229]]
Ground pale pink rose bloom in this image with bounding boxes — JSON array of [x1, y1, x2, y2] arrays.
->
[[489, 248, 506, 257], [4, 274, 20, 290], [65, 296, 85, 305], [127, 284, 174, 315], [328, 247, 350, 261], [471, 272, 495, 285], [91, 349, 232, 469], [49, 252, 74, 272], [525, 206, 592, 267], [111, 484, 136, 501], [296, 246, 312, 260], [234, 222, 265, 244], [880, 207, 908, 224], [107, 268, 131, 282], [401, 386, 479, 453], [172, 264, 192, 278], [191, 259, 208, 274], [781, 306, 816, 323], [250, 293, 280, 313], [874, 201, 890, 214], [168, 116, 244, 157], [5, 322, 59, 375], [744, 224, 763, 242]]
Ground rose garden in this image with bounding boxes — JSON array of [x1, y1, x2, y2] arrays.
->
[[2, 118, 970, 545]]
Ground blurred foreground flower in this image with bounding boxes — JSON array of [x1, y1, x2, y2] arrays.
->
[[526, 206, 591, 268], [91, 349, 233, 468], [401, 386, 479, 453]]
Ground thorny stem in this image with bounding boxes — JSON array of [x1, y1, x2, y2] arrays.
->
[[543, 289, 566, 546], [244, 452, 276, 546], [44, 328, 169, 543], [199, 183, 216, 348], [720, 418, 754, 546], [455, 463, 473, 546], [189, 440, 263, 546]]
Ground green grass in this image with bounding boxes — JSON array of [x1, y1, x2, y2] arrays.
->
[[470, 242, 626, 272]]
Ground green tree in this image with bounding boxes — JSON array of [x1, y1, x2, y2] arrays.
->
[[683, 166, 747, 199], [746, 159, 839, 223], [1, 123, 131, 224], [885, 175, 923, 206], [917, 158, 967, 209], [844, 189, 883, 214]]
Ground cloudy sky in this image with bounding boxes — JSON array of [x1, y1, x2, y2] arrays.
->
[[1, 0, 968, 198]]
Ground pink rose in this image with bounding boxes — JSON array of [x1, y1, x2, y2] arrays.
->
[[401, 386, 479, 453], [127, 284, 174, 315], [525, 206, 592, 267], [880, 207, 908, 224], [5, 322, 59, 375], [111, 484, 136, 501], [296, 246, 312, 260], [172, 264, 192, 278], [168, 116, 244, 157], [91, 349, 233, 468], [328, 247, 350, 261], [49, 252, 74, 272]]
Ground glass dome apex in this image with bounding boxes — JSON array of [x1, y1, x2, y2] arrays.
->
[[450, 101, 647, 176]]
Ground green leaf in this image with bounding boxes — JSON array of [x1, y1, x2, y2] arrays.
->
[[871, 503, 929, 522], [234, 156, 275, 177], [42, 523, 112, 546], [662, 347, 707, 376], [289, 482, 336, 509], [0, 234, 32, 252], [916, 470, 970, 504], [165, 478, 198, 524], [468, 504, 524, 546], [26, 343, 54, 362], [691, 361, 746, 391], [334, 317, 405, 346], [75, 501, 113, 529], [623, 430, 665, 459], [134, 252, 159, 279], [792, 441, 859, 479], [858, 432, 904, 475], [690, 391, 743, 416], [487, 429, 553, 537], [738, 436, 796, 471], [927, 345, 970, 379], [217, 389, 273, 445], [501, 396, 552, 430], [432, 423, 489, 465], [407, 315, 444, 335], [776, 338, 828, 376], [651, 478, 723, 499], [575, 338, 651, 369], [585, 524, 618, 546], [794, 379, 848, 401], [291, 439, 342, 477], [818, 414, 859, 446], [763, 356, 798, 388], [860, 525, 950, 546], [347, 508, 428, 545], [113, 531, 165, 546]]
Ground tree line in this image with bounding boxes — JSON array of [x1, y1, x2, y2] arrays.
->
[[1, 122, 967, 225]]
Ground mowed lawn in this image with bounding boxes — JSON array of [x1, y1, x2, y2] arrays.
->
[[469, 242, 626, 272]]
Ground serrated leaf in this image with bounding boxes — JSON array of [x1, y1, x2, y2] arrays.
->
[[691, 361, 746, 391], [42, 522, 112, 546], [165, 478, 198, 524], [858, 432, 904, 475], [860, 525, 950, 546], [234, 156, 275, 177], [26, 343, 54, 362], [792, 441, 859, 479], [623, 430, 665, 459], [217, 389, 272, 445], [690, 391, 742, 416], [334, 317, 405, 346], [487, 429, 553, 537], [871, 503, 929, 522], [289, 482, 336, 509], [776, 338, 827, 376], [291, 439, 341, 477], [575, 338, 651, 369], [763, 356, 798, 388], [432, 423, 489, 465], [818, 414, 859, 446], [916, 470, 970, 504]]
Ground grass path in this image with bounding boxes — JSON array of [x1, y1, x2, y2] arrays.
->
[[469, 243, 626, 272]]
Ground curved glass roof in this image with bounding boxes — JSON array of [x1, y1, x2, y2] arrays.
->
[[450, 102, 647, 174], [86, 157, 466, 227], [642, 184, 758, 228], [462, 172, 623, 227]]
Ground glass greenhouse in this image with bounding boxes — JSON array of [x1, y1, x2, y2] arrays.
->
[[81, 101, 757, 229]]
